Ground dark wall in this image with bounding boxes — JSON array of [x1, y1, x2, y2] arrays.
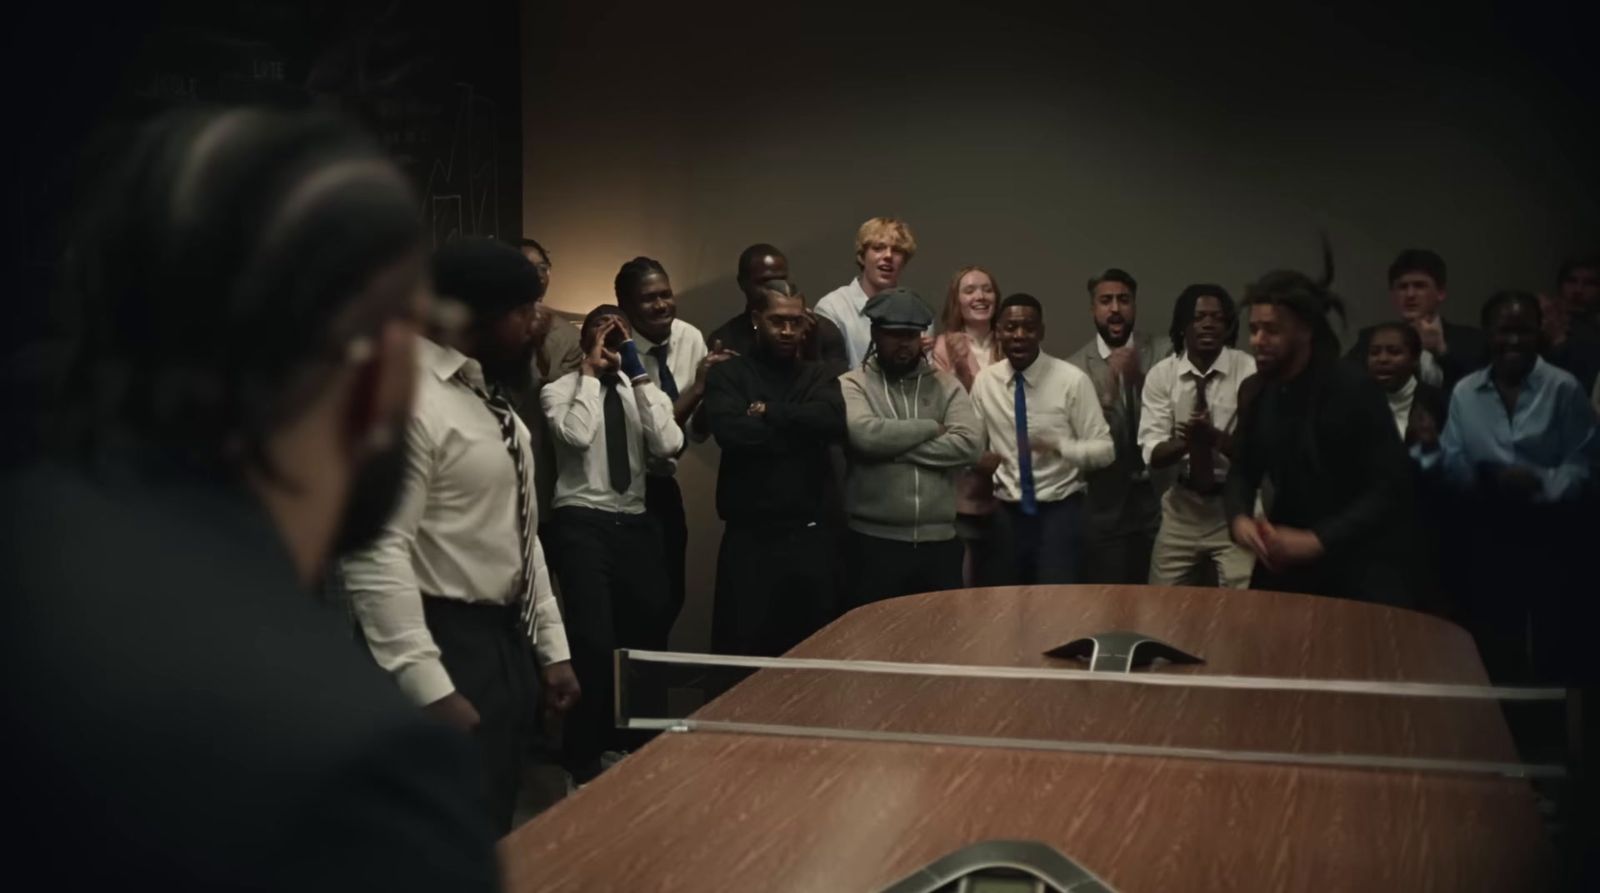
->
[[4, 0, 522, 461]]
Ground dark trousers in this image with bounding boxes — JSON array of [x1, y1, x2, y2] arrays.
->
[[551, 507, 673, 780], [713, 521, 838, 656], [844, 531, 964, 609], [1000, 494, 1086, 585], [644, 474, 687, 633], [421, 596, 539, 836], [1449, 499, 1585, 685], [1082, 528, 1157, 586]]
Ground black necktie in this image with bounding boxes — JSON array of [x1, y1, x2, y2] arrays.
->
[[454, 372, 539, 644], [1190, 373, 1214, 485], [650, 344, 679, 401], [603, 376, 632, 493]]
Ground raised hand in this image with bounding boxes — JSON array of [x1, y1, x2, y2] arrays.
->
[[1412, 314, 1447, 356]]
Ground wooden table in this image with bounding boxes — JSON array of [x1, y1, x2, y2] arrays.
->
[[501, 585, 1553, 891]]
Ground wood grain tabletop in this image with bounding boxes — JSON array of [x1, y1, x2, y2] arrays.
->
[[501, 585, 1552, 892]]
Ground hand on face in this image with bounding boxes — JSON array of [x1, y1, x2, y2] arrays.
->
[[583, 316, 623, 375]]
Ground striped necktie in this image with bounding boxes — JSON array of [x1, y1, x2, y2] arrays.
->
[[454, 372, 539, 645]]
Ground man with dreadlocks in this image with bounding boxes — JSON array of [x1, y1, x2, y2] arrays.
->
[[1224, 257, 1419, 605], [1139, 284, 1258, 588]]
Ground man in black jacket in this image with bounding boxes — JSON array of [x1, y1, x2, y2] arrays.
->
[[705, 279, 846, 655], [3, 109, 497, 890], [1344, 249, 1486, 397], [1228, 267, 1419, 606], [707, 243, 849, 373]]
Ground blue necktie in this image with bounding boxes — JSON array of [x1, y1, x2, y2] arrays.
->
[[650, 344, 679, 401], [1014, 374, 1038, 516]]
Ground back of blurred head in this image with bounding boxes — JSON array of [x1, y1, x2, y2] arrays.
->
[[59, 107, 427, 569], [429, 237, 546, 389]]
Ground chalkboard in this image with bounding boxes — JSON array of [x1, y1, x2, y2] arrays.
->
[[64, 0, 523, 247]]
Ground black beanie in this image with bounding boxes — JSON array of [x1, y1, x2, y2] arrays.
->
[[431, 238, 546, 324]]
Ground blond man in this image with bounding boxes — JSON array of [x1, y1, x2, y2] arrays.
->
[[816, 217, 918, 369]]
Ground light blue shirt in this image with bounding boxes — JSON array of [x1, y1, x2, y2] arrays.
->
[[1428, 357, 1596, 502], [815, 277, 872, 370]]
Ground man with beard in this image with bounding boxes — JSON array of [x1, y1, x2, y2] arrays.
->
[[708, 243, 849, 371], [705, 279, 846, 655], [1225, 261, 1419, 606], [343, 238, 580, 834], [971, 294, 1115, 584], [3, 109, 499, 887], [540, 305, 683, 783], [1068, 268, 1166, 584], [816, 218, 918, 370], [839, 288, 982, 606], [1344, 249, 1486, 396]]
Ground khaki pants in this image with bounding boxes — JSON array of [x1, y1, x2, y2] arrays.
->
[[1148, 484, 1254, 589]]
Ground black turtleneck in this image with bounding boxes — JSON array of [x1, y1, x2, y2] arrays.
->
[[703, 350, 845, 523]]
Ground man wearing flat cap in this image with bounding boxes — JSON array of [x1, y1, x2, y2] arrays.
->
[[838, 288, 984, 607]]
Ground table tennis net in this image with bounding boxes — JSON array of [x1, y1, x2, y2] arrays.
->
[[615, 649, 1571, 779]]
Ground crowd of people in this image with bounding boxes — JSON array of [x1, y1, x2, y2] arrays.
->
[[336, 215, 1597, 822], [7, 108, 1598, 885]]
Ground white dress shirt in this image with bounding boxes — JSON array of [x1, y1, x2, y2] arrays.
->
[[633, 317, 709, 474], [1384, 376, 1418, 438], [342, 338, 570, 708], [815, 276, 873, 370], [1137, 347, 1256, 484], [970, 351, 1115, 503], [540, 367, 683, 514]]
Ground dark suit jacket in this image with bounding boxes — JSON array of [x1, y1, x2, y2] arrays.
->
[[1066, 332, 1168, 538], [1406, 380, 1449, 443], [1345, 320, 1487, 397], [511, 319, 584, 522], [2, 458, 497, 891]]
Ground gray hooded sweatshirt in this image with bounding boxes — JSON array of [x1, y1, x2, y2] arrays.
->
[[839, 356, 985, 543]]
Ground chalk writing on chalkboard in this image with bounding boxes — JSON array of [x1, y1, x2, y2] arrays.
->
[[372, 82, 498, 246]]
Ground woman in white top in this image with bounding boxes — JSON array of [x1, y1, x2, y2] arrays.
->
[[930, 266, 1006, 586], [1364, 321, 1447, 452]]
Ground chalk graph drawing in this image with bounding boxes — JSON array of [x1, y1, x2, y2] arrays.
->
[[422, 82, 499, 247]]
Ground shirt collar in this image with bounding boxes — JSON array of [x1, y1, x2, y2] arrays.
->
[[1095, 333, 1112, 359], [851, 277, 871, 313], [1010, 352, 1048, 385], [1178, 350, 1222, 379], [634, 319, 673, 353], [420, 336, 478, 385], [1473, 356, 1553, 392]]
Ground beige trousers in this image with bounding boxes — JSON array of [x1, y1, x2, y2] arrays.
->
[[1148, 483, 1255, 589]]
